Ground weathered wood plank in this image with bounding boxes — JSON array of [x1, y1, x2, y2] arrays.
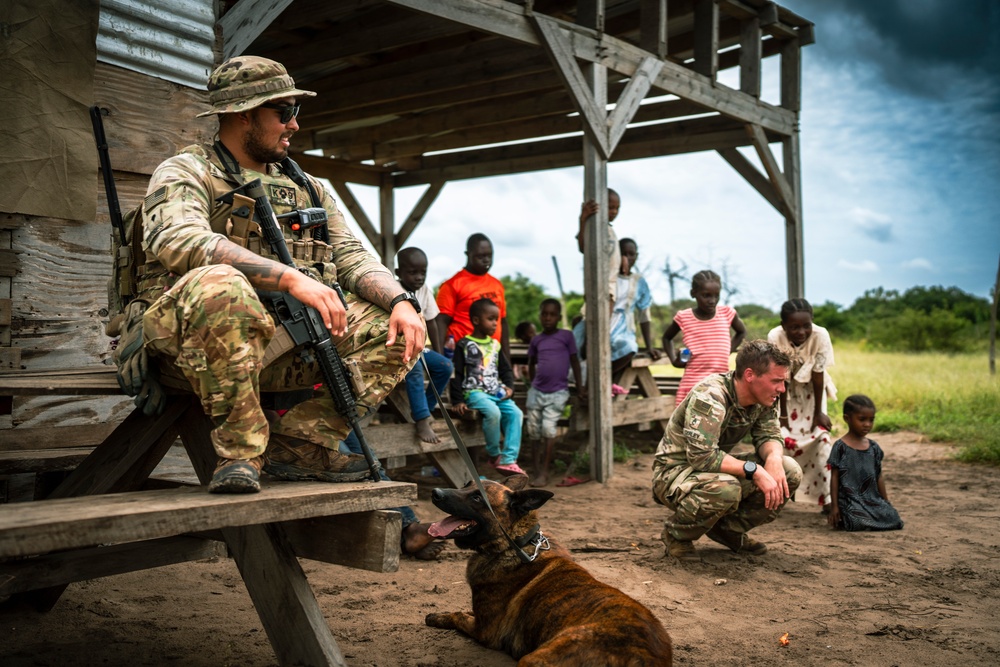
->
[[0, 447, 93, 474], [220, 0, 295, 60], [739, 17, 762, 97], [395, 181, 444, 248], [640, 0, 668, 58], [0, 480, 416, 558], [0, 536, 226, 597], [693, 0, 719, 79], [383, 0, 796, 135], [717, 146, 783, 213], [283, 510, 402, 573], [570, 395, 676, 431]]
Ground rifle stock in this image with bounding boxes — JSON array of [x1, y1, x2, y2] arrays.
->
[[221, 179, 383, 482]]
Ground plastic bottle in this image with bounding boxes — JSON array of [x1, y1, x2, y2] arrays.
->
[[443, 335, 456, 359], [679, 348, 691, 364], [495, 385, 507, 399]]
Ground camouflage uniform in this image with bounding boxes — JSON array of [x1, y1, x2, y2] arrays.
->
[[652, 372, 803, 542], [135, 58, 414, 461]]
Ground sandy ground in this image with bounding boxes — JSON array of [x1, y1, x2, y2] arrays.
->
[[3, 430, 999, 666]]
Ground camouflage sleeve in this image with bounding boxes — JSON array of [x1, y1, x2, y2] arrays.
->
[[680, 389, 728, 472], [315, 181, 394, 295], [142, 153, 226, 274], [751, 402, 783, 451]]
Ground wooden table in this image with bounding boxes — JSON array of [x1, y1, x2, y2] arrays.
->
[[0, 369, 418, 667]]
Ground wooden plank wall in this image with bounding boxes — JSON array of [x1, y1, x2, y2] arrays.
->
[[1, 62, 214, 437]]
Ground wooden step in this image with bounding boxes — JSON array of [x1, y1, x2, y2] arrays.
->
[[0, 479, 415, 559]]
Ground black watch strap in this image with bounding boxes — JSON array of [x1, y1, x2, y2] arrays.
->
[[743, 460, 757, 480], [389, 292, 421, 314]]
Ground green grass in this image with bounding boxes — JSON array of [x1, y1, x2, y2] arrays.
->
[[830, 342, 1000, 464], [651, 341, 1000, 464]]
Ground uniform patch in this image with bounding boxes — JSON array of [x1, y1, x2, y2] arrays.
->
[[692, 398, 714, 415], [268, 184, 297, 207], [144, 186, 167, 210]]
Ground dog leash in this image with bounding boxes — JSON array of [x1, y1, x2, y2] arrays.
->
[[420, 353, 549, 564]]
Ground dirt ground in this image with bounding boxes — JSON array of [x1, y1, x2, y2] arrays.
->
[[3, 430, 999, 666]]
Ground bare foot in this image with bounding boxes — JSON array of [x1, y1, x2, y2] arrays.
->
[[414, 417, 440, 444], [402, 522, 445, 560], [530, 473, 549, 487]]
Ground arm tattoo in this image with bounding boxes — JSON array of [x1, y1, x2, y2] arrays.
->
[[210, 240, 288, 290], [356, 271, 404, 311]]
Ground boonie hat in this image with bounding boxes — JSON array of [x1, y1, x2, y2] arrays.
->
[[196, 56, 316, 118]]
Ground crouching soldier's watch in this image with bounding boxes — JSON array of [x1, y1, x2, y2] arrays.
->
[[743, 461, 758, 480], [389, 291, 421, 314]]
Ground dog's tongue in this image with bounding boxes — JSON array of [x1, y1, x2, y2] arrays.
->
[[428, 516, 474, 538]]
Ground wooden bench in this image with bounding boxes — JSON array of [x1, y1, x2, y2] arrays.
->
[[508, 345, 677, 432], [0, 369, 420, 667]]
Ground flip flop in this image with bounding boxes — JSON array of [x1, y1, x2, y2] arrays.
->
[[556, 475, 588, 487]]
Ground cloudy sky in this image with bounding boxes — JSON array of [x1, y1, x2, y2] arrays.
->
[[336, 0, 999, 311]]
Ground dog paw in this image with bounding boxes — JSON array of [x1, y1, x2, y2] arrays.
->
[[425, 612, 451, 628]]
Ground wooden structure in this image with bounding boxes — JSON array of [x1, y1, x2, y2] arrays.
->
[[231, 0, 814, 480], [0, 374, 416, 666], [1, 0, 814, 492]]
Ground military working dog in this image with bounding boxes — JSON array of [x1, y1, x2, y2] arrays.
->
[[425, 475, 672, 666]]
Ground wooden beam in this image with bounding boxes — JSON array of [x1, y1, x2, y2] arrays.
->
[[782, 133, 804, 298], [392, 114, 750, 183], [640, 0, 668, 58], [717, 147, 782, 213], [693, 0, 719, 79], [746, 123, 795, 218], [607, 56, 664, 154], [219, 0, 294, 60], [379, 174, 395, 267], [328, 181, 382, 249], [781, 36, 801, 112], [289, 153, 387, 187], [532, 15, 611, 158], [739, 16, 762, 97], [382, 0, 796, 135], [394, 181, 445, 249]]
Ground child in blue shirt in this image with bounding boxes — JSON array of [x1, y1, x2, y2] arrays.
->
[[450, 298, 525, 475]]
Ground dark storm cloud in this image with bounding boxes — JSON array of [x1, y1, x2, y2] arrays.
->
[[780, 0, 1000, 99]]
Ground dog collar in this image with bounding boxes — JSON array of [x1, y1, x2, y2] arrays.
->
[[515, 524, 551, 562]]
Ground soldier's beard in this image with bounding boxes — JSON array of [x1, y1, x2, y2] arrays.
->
[[244, 116, 289, 165]]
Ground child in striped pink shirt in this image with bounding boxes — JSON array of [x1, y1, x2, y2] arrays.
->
[[661, 270, 747, 405]]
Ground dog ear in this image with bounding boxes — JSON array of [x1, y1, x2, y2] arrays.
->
[[503, 474, 530, 491], [511, 488, 554, 516]]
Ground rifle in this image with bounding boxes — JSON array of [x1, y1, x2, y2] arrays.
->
[[217, 179, 383, 482], [90, 106, 127, 246]]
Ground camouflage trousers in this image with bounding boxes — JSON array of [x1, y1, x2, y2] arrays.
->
[[143, 264, 415, 460], [652, 453, 803, 542]]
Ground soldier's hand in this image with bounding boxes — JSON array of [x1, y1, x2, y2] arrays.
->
[[753, 456, 790, 510], [386, 300, 426, 363], [113, 300, 167, 416], [286, 271, 347, 335], [752, 468, 785, 511]]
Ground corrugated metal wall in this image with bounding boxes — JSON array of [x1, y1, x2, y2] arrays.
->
[[96, 0, 216, 90]]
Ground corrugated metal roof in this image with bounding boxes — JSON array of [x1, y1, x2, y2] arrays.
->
[[96, 0, 216, 90]]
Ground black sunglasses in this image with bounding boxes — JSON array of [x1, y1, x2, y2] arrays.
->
[[260, 102, 300, 124]]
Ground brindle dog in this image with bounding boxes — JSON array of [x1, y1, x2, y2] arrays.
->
[[425, 475, 672, 666]]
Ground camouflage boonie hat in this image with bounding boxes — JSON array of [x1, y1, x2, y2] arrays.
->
[[196, 56, 316, 118]]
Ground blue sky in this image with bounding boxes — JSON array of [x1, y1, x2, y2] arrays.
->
[[335, 1, 999, 311]]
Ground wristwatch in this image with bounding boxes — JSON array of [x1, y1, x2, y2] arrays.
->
[[743, 461, 758, 480], [389, 291, 421, 314]]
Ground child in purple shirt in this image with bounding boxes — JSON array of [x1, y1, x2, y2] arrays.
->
[[527, 299, 586, 486]]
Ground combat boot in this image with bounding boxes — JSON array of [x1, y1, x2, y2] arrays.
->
[[661, 529, 699, 562], [264, 432, 371, 482], [705, 524, 768, 555], [209, 456, 264, 494]]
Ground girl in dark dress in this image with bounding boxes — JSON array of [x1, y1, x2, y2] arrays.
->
[[827, 395, 904, 531]]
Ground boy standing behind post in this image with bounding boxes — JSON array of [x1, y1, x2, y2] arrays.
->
[[396, 248, 453, 444], [527, 299, 585, 487], [450, 298, 525, 475]]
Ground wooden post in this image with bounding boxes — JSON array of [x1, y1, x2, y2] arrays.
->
[[781, 38, 804, 298], [640, 0, 667, 58], [990, 253, 999, 375], [379, 173, 395, 268], [739, 17, 761, 97], [693, 0, 719, 79], [578, 0, 613, 482]]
